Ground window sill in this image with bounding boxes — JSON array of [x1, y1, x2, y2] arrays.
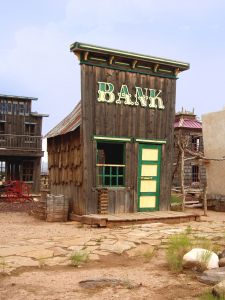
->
[[93, 186, 129, 191]]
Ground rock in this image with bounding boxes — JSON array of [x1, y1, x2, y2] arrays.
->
[[219, 250, 225, 259], [161, 228, 184, 235], [0, 245, 36, 257], [79, 278, 139, 289], [5, 256, 39, 269], [85, 246, 99, 253], [92, 250, 111, 256], [51, 247, 68, 257], [43, 256, 70, 267], [141, 239, 162, 246], [127, 245, 155, 258], [23, 249, 54, 259], [100, 241, 136, 254], [67, 245, 84, 252], [219, 258, 225, 267], [60, 237, 91, 247], [199, 267, 225, 285], [212, 279, 225, 298], [127, 230, 149, 238], [88, 254, 100, 261], [183, 248, 219, 271], [85, 241, 98, 246]]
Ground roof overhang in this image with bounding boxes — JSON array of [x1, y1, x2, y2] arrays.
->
[[0, 94, 38, 101], [45, 101, 81, 139], [70, 42, 190, 79]]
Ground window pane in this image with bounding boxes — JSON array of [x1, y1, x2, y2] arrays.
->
[[22, 161, 34, 181]]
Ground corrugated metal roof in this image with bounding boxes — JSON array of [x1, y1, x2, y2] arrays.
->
[[174, 118, 202, 129], [46, 101, 81, 138]]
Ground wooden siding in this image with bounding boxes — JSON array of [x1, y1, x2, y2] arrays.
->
[[47, 129, 84, 214], [81, 65, 176, 214]]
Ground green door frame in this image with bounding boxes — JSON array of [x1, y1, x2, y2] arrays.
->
[[137, 143, 162, 211]]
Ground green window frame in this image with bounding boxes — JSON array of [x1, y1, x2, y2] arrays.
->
[[96, 141, 125, 187]]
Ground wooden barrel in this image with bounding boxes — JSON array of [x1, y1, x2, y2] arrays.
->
[[46, 194, 69, 222]]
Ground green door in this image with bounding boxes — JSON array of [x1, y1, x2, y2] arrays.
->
[[138, 144, 162, 211]]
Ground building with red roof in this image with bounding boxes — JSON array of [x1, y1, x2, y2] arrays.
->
[[173, 109, 206, 188]]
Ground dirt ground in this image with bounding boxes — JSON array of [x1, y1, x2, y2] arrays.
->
[[0, 255, 207, 300], [0, 208, 224, 300]]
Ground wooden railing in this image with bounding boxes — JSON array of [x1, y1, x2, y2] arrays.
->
[[0, 134, 42, 150]]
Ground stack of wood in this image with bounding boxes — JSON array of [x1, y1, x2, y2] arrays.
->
[[48, 131, 82, 186], [32, 199, 46, 220], [98, 189, 109, 214]]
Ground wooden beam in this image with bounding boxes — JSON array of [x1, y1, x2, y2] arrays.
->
[[84, 51, 89, 61], [154, 64, 159, 73], [131, 60, 138, 69], [108, 55, 114, 65]]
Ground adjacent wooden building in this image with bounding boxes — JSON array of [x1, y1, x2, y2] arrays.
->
[[0, 94, 48, 193], [173, 110, 206, 188], [46, 42, 189, 215]]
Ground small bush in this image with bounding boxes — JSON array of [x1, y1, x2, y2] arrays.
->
[[194, 237, 220, 254], [70, 250, 89, 267], [185, 225, 193, 235], [171, 194, 182, 204], [195, 237, 213, 251], [166, 233, 192, 272], [197, 250, 212, 271], [199, 292, 225, 300], [143, 249, 155, 262]]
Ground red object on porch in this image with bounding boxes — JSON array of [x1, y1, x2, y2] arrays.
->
[[0, 180, 32, 203]]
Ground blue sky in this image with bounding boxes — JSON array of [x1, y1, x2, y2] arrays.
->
[[1, 0, 225, 134]]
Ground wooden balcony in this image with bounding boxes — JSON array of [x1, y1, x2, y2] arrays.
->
[[0, 134, 42, 151]]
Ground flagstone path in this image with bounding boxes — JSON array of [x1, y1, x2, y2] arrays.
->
[[0, 211, 225, 274]]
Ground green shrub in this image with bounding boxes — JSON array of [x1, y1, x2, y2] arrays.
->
[[197, 250, 212, 271], [70, 250, 89, 267], [170, 194, 182, 204], [142, 248, 155, 262], [166, 233, 192, 272], [199, 292, 225, 300], [195, 237, 213, 251], [194, 236, 220, 254], [185, 225, 193, 235]]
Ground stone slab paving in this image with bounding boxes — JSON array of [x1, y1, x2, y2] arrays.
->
[[0, 213, 225, 274]]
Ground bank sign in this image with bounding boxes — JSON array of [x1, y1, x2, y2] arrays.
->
[[97, 82, 165, 110]]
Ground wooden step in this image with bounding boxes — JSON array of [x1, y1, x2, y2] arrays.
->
[[185, 201, 200, 205], [185, 203, 203, 208]]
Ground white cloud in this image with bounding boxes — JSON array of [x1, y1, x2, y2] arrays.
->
[[0, 21, 81, 133]]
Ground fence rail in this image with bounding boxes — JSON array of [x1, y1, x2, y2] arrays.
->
[[0, 134, 42, 150]]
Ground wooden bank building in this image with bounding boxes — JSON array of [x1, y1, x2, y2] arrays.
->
[[46, 43, 189, 217]]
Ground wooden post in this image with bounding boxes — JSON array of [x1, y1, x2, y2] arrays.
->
[[203, 183, 208, 216], [178, 131, 188, 212], [180, 147, 185, 211]]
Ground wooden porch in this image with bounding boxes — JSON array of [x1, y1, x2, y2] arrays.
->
[[69, 211, 200, 227]]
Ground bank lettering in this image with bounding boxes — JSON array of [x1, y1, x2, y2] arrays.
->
[[97, 82, 165, 109]]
